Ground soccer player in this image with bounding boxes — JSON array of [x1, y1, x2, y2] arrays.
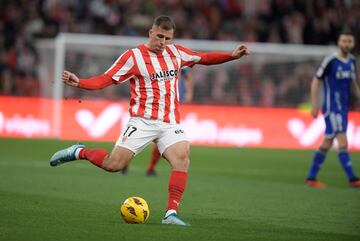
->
[[305, 30, 360, 188], [50, 15, 250, 226], [145, 68, 193, 176]]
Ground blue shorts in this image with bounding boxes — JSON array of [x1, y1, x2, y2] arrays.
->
[[324, 112, 348, 138]]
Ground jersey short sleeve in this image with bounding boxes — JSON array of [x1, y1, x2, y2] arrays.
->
[[105, 50, 135, 83], [316, 55, 333, 80], [174, 45, 202, 68]]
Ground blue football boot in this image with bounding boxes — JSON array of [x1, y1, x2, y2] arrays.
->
[[50, 144, 85, 167]]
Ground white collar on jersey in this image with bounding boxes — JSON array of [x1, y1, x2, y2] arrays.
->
[[334, 51, 353, 64]]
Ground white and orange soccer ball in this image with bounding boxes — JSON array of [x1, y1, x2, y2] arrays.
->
[[120, 197, 150, 224]]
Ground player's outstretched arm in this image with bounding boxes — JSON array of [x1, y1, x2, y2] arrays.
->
[[310, 77, 321, 118], [62, 70, 114, 90], [198, 44, 250, 65], [177, 44, 250, 67]]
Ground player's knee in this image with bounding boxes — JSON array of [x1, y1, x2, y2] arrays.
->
[[176, 153, 190, 171], [322, 138, 333, 149], [318, 146, 329, 155], [184, 157, 190, 170], [337, 142, 348, 151]]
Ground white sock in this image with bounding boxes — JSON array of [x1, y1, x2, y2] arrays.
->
[[75, 148, 83, 160], [165, 209, 177, 218]]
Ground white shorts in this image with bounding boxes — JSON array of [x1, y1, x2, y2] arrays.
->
[[115, 117, 188, 156]]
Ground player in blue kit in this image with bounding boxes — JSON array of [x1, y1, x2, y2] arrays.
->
[[306, 30, 360, 188]]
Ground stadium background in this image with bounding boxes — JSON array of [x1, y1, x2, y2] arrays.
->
[[0, 0, 359, 149], [1, 0, 360, 107], [0, 1, 360, 241]]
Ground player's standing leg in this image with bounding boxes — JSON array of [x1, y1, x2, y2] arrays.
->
[[305, 138, 333, 188], [146, 144, 161, 176], [336, 133, 360, 187], [161, 141, 190, 226]]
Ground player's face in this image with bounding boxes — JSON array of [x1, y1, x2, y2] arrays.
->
[[338, 34, 355, 54], [148, 26, 174, 53]]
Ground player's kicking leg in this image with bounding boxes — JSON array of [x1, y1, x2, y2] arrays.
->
[[50, 118, 148, 171], [160, 141, 191, 226], [305, 138, 333, 188], [50, 144, 133, 172]]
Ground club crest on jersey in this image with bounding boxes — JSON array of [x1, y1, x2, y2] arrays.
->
[[151, 70, 178, 81]]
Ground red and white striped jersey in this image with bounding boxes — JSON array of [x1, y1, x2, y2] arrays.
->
[[105, 44, 201, 124], [101, 44, 234, 124]]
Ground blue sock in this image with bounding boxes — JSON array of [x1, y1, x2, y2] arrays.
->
[[307, 148, 327, 180], [338, 149, 357, 181]]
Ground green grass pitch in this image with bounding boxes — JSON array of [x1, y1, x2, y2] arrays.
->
[[0, 138, 359, 241]]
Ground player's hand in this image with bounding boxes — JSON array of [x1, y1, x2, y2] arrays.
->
[[311, 107, 318, 118], [232, 44, 250, 59], [62, 70, 79, 87]]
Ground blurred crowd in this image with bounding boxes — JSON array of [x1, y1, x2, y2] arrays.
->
[[0, 0, 359, 108], [191, 59, 316, 107]]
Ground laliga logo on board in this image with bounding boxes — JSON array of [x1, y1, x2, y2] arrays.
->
[[75, 104, 129, 138], [287, 117, 324, 146]]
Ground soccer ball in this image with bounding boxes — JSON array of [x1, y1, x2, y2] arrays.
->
[[120, 197, 150, 224]]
